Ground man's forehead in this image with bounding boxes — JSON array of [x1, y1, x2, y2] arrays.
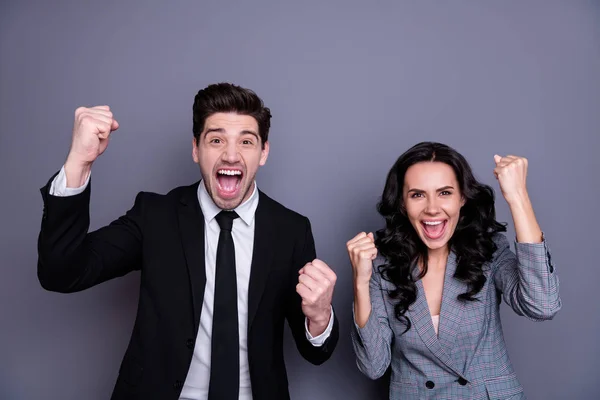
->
[[204, 113, 258, 132]]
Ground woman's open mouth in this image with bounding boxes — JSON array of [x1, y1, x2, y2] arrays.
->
[[421, 219, 447, 240]]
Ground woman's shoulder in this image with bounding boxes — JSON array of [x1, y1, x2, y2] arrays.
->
[[370, 254, 385, 275], [487, 232, 513, 268], [372, 253, 388, 268], [491, 231, 510, 248]]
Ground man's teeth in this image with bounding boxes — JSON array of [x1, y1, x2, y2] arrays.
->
[[217, 170, 242, 176], [423, 221, 443, 226]]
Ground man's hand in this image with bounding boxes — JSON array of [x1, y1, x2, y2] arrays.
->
[[64, 105, 119, 187], [296, 259, 336, 337]]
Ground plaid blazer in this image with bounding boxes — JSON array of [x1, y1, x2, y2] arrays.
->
[[351, 233, 561, 399]]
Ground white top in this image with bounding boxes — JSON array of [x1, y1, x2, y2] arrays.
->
[[431, 314, 440, 336], [49, 167, 334, 400]]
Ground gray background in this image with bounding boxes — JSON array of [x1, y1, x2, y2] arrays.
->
[[1, 1, 599, 399]]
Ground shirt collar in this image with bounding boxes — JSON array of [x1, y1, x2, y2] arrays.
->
[[197, 179, 259, 227]]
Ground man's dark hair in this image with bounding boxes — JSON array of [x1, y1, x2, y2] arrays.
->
[[192, 82, 271, 147]]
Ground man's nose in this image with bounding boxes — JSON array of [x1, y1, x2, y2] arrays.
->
[[222, 143, 240, 163]]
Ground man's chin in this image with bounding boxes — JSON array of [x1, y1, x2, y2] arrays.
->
[[207, 179, 255, 210], [208, 191, 240, 209]]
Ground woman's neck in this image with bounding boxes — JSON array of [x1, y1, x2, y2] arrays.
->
[[426, 246, 449, 270]]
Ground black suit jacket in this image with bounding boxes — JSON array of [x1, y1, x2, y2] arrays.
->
[[37, 175, 339, 400]]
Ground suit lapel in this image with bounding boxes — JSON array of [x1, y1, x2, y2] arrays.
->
[[408, 253, 466, 377], [247, 191, 276, 331], [409, 278, 457, 374], [437, 251, 468, 357], [177, 182, 206, 332]]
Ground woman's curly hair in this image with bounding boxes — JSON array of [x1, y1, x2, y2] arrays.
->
[[375, 141, 506, 332]]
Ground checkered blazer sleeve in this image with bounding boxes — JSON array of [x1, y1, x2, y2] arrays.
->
[[350, 257, 394, 379], [492, 233, 562, 321]]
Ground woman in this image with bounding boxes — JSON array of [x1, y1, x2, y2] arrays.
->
[[348, 142, 561, 399]]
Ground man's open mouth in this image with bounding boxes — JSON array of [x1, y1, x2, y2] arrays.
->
[[216, 168, 243, 198]]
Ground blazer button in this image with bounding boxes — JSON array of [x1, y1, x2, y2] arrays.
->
[[186, 338, 194, 349], [426, 380, 435, 389], [173, 380, 183, 390], [458, 377, 468, 386]]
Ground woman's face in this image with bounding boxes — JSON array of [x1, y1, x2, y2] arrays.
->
[[402, 161, 465, 253]]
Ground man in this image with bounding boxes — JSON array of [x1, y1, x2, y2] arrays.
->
[[37, 83, 339, 400]]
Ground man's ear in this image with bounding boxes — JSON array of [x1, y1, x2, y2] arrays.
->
[[192, 137, 199, 163], [259, 141, 270, 166]]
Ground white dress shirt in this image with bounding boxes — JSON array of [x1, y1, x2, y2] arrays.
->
[[49, 167, 334, 400]]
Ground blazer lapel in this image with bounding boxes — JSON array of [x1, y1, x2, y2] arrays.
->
[[247, 191, 276, 332], [177, 182, 206, 332], [408, 255, 466, 377], [409, 279, 457, 374], [437, 251, 468, 357]]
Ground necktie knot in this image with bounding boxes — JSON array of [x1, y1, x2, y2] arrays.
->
[[215, 210, 239, 232]]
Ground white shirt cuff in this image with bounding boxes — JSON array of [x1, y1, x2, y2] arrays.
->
[[49, 165, 90, 196], [304, 306, 334, 347]]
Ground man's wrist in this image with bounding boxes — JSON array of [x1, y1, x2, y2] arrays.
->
[[307, 307, 332, 336]]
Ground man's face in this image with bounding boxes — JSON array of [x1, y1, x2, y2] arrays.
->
[[192, 112, 269, 210]]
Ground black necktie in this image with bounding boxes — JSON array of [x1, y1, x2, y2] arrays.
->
[[208, 210, 240, 400]]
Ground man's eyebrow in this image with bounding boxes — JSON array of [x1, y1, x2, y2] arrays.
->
[[204, 128, 224, 135]]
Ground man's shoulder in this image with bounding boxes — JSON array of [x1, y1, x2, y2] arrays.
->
[[257, 190, 310, 226], [135, 181, 200, 208]]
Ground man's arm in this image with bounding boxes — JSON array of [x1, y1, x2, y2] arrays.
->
[[285, 218, 339, 365], [38, 170, 144, 293], [37, 105, 142, 293]]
